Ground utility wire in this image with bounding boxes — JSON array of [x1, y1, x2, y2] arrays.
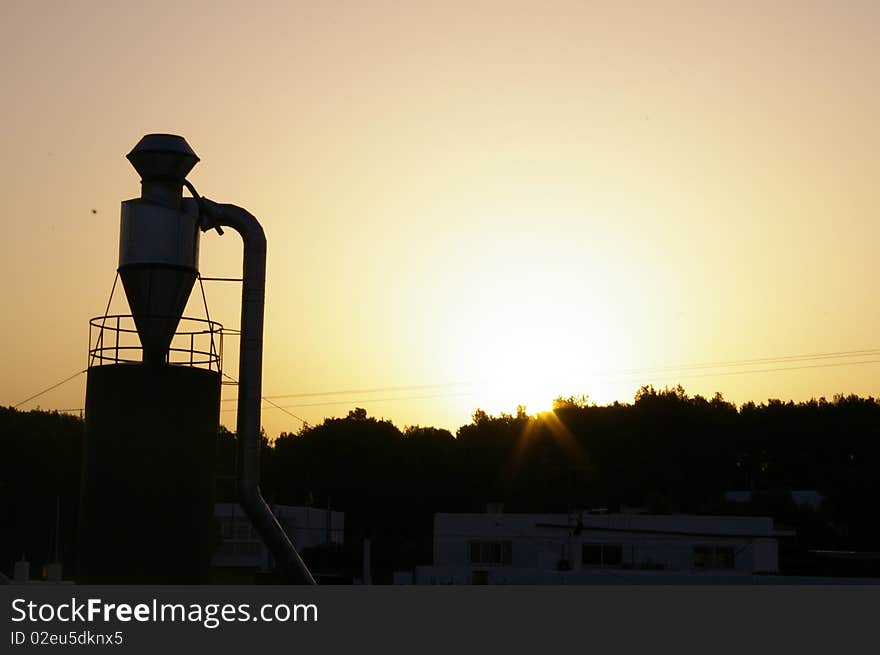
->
[[15, 348, 880, 415], [599, 348, 880, 377], [221, 381, 469, 403], [221, 372, 309, 426], [220, 356, 880, 414], [219, 390, 474, 413], [220, 347, 880, 405], [603, 357, 880, 384], [12, 370, 87, 409]]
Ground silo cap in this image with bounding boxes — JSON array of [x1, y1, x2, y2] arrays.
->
[[127, 134, 199, 182]]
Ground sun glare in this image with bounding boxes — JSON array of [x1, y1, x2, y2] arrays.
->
[[431, 220, 630, 422], [479, 373, 557, 416], [447, 297, 583, 417]]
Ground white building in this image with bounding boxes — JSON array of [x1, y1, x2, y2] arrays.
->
[[724, 489, 824, 510], [212, 503, 344, 572], [411, 511, 794, 584]]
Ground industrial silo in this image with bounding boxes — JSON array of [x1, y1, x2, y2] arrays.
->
[[77, 135, 221, 583], [77, 134, 313, 584]]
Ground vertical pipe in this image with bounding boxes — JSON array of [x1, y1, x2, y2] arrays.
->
[[54, 495, 60, 562], [205, 199, 315, 585]]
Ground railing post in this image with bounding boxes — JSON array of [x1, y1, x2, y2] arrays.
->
[[115, 316, 120, 364]]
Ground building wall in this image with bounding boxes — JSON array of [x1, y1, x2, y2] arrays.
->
[[410, 566, 874, 585], [423, 512, 787, 584], [212, 503, 344, 570]]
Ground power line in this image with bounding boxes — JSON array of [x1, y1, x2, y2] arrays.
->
[[14, 347, 880, 416], [596, 348, 880, 377], [220, 347, 880, 404], [603, 357, 880, 385], [220, 356, 880, 414], [261, 396, 309, 426], [220, 381, 469, 403], [219, 390, 474, 413], [12, 370, 87, 409], [221, 372, 309, 426]]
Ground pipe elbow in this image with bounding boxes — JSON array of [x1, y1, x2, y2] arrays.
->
[[202, 198, 266, 248]]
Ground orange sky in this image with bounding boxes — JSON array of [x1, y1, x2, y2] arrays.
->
[[1, 1, 878, 436]]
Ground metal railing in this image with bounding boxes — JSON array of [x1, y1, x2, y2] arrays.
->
[[88, 314, 223, 372]]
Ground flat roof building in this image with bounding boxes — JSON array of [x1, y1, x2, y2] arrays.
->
[[411, 511, 795, 584]]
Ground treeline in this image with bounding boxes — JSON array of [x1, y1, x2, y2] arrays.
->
[[245, 387, 880, 578], [0, 406, 83, 581], [3, 387, 880, 580]]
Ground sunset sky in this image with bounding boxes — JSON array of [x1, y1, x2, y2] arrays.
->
[[1, 1, 878, 436]]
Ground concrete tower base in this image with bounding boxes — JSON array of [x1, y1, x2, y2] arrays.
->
[[78, 364, 221, 583]]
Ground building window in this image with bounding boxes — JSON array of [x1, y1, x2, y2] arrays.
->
[[693, 546, 735, 570], [219, 518, 234, 540], [471, 570, 489, 585], [234, 542, 261, 556], [216, 543, 235, 557], [469, 540, 512, 566], [231, 521, 245, 541], [582, 543, 623, 567]]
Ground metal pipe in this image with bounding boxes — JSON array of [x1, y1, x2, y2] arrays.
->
[[202, 198, 316, 585], [140, 179, 183, 208]]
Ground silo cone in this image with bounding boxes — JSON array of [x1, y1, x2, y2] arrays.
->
[[120, 265, 197, 365]]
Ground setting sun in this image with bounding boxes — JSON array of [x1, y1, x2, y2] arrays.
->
[[440, 277, 593, 416]]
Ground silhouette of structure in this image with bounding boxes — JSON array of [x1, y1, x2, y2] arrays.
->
[[77, 134, 314, 584]]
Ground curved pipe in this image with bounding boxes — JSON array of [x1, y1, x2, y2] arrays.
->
[[202, 198, 316, 585]]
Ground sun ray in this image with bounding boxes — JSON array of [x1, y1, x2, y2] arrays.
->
[[504, 412, 540, 481], [540, 410, 588, 468]]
